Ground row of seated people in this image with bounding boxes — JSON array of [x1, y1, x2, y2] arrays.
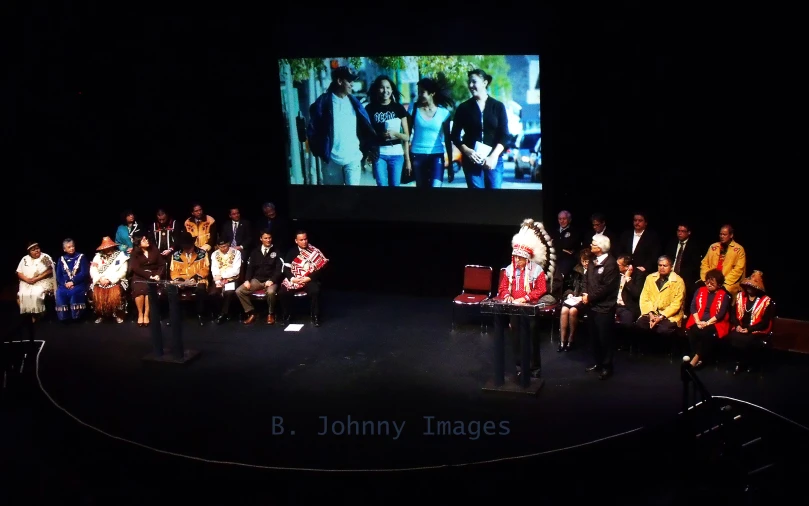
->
[[115, 203, 289, 262], [550, 210, 748, 316], [555, 237, 774, 376], [15, 227, 328, 328]]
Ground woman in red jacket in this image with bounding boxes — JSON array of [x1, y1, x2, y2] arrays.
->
[[685, 269, 731, 368]]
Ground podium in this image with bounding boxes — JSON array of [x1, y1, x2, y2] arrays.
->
[[137, 280, 201, 364], [479, 298, 545, 396]]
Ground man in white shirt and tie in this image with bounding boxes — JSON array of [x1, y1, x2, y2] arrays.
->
[[666, 222, 702, 315], [236, 231, 284, 325]]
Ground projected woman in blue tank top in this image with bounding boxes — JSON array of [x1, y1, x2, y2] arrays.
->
[[451, 69, 509, 189], [364, 76, 411, 187], [409, 78, 454, 188]]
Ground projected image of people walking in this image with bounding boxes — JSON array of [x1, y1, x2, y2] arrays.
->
[[278, 55, 542, 190]]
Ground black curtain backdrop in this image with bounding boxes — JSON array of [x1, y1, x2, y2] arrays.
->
[[14, 8, 802, 318]]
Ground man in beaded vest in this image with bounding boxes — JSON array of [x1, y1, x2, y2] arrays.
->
[[55, 238, 91, 322], [151, 209, 177, 276], [728, 271, 775, 375], [493, 219, 552, 380], [210, 237, 243, 324], [279, 230, 329, 327]]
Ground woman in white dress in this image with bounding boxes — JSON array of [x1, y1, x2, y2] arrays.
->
[[17, 242, 56, 321]]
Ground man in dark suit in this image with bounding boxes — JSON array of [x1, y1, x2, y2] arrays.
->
[[550, 210, 582, 277], [666, 222, 702, 315], [588, 212, 618, 253], [614, 254, 647, 351], [257, 203, 290, 253], [581, 234, 620, 380], [616, 212, 661, 274], [235, 230, 283, 325], [615, 254, 646, 325], [218, 207, 254, 255]]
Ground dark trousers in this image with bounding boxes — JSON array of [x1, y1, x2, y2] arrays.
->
[[590, 311, 615, 369], [616, 306, 636, 325], [687, 325, 717, 359], [728, 330, 764, 366], [279, 280, 321, 318], [493, 315, 539, 370], [635, 315, 678, 336], [179, 285, 207, 315], [209, 285, 237, 316]]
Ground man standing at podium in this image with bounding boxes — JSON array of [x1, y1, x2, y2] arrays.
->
[[493, 219, 551, 379]]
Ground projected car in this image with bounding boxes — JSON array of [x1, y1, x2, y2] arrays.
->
[[512, 129, 541, 181]]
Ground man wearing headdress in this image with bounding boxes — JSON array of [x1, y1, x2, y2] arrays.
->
[[90, 236, 129, 324], [279, 231, 329, 327], [727, 271, 775, 375], [55, 238, 91, 322], [493, 219, 553, 379], [170, 231, 211, 325]]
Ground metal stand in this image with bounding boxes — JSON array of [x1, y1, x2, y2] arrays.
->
[[140, 281, 200, 365]]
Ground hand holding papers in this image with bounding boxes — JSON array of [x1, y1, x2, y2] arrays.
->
[[564, 296, 582, 307]]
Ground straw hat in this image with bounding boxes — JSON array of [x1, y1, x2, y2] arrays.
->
[[96, 236, 119, 251], [740, 270, 766, 293]]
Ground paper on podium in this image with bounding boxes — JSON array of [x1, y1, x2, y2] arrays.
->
[[284, 324, 304, 332], [224, 282, 235, 291], [474, 141, 493, 157], [564, 296, 582, 307]]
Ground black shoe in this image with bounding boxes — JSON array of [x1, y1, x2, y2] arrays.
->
[[215, 315, 228, 325], [586, 364, 601, 373], [313, 316, 321, 327], [557, 342, 565, 352], [599, 368, 612, 380], [564, 342, 572, 352], [530, 368, 541, 378], [198, 315, 205, 326]]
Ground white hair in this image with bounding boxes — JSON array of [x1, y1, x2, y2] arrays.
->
[[592, 234, 610, 253], [558, 210, 571, 219]]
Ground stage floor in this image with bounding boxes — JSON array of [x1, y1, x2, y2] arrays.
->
[[3, 291, 809, 503]]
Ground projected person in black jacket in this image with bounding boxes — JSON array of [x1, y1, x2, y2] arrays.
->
[[279, 231, 328, 327], [236, 231, 284, 325], [451, 69, 509, 189]]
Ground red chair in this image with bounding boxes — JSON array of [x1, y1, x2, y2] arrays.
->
[[452, 265, 493, 330]]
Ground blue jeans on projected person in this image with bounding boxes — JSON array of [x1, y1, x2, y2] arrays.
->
[[373, 154, 404, 187], [412, 153, 444, 188], [463, 157, 504, 189], [323, 159, 362, 186]]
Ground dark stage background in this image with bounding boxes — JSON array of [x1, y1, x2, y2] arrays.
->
[[15, 10, 801, 318]]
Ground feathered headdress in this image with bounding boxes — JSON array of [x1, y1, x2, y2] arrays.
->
[[511, 219, 557, 292]]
